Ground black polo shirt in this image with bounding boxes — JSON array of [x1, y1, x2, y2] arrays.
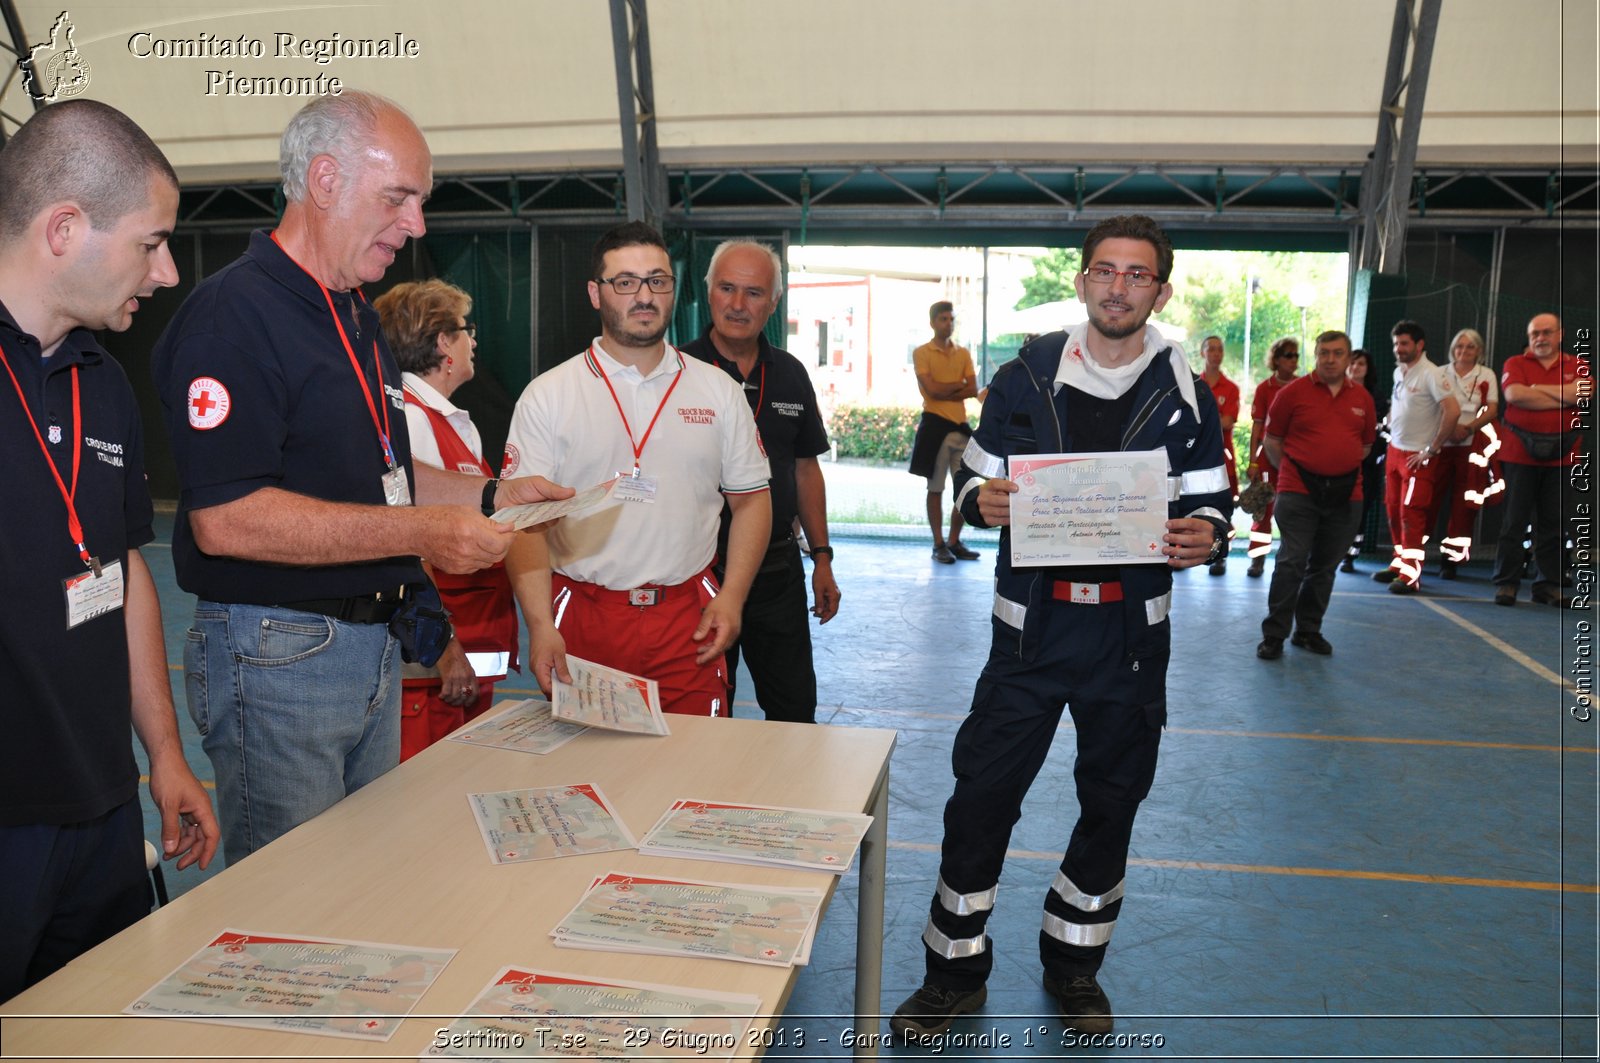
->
[[1, 300, 148, 825], [152, 230, 423, 604], [682, 330, 829, 540]]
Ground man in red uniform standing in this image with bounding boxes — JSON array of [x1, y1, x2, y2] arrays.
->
[[1245, 338, 1300, 577], [1492, 313, 1590, 607], [1255, 332, 1377, 659], [1198, 335, 1241, 574]]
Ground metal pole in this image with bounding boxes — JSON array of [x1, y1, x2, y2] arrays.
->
[[607, 0, 645, 223]]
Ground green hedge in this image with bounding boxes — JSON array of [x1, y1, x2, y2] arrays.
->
[[828, 405, 922, 461]]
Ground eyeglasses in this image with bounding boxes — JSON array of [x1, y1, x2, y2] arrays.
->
[[597, 274, 676, 295], [1081, 267, 1159, 289], [452, 323, 477, 340]]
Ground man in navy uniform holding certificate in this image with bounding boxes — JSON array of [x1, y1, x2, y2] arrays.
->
[[892, 215, 1232, 1040]]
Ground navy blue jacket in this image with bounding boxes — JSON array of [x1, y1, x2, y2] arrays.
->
[[953, 332, 1232, 659]]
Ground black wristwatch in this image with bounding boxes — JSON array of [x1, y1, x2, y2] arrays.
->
[[809, 545, 834, 562], [1204, 527, 1230, 566], [481, 478, 499, 517]]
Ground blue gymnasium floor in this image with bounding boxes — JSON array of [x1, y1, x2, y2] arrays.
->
[[134, 511, 1598, 1060]]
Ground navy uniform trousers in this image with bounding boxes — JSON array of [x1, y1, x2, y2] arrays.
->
[[923, 595, 1168, 990]]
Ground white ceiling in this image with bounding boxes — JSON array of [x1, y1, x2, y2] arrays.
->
[[4, 0, 1594, 183]]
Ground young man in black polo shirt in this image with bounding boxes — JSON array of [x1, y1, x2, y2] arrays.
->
[[682, 240, 840, 723], [0, 101, 218, 1002]]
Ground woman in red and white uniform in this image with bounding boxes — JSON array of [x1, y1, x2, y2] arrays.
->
[[374, 280, 517, 760], [1433, 327, 1501, 578]]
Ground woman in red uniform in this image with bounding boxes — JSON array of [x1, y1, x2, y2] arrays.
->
[[374, 281, 518, 759]]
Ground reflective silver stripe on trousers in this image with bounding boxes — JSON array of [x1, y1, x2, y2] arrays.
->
[[922, 920, 988, 959], [1145, 591, 1172, 626], [1052, 870, 1124, 912], [1180, 464, 1231, 496], [1165, 476, 1183, 501], [962, 437, 1005, 480], [1041, 912, 1116, 947], [993, 593, 1026, 630], [936, 876, 997, 916]]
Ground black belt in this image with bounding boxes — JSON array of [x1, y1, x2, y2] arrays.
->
[[280, 587, 408, 624]]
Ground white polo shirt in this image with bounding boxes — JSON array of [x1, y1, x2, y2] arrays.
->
[[1389, 355, 1453, 451], [401, 372, 486, 473], [503, 340, 769, 590], [1441, 363, 1499, 446]]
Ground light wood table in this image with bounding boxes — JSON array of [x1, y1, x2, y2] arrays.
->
[[0, 711, 896, 1061]]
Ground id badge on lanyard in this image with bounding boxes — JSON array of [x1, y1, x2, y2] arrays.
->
[[64, 560, 124, 628], [596, 345, 682, 506], [382, 465, 412, 506]]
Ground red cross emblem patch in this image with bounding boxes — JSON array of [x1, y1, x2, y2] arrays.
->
[[186, 377, 230, 430]]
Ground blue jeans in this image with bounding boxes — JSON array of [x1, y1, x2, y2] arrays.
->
[[184, 602, 400, 865]]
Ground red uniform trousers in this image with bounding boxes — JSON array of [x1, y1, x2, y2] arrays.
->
[[1384, 443, 1447, 585], [1248, 461, 1276, 559], [553, 569, 728, 716], [400, 678, 496, 761], [1433, 431, 1505, 564]]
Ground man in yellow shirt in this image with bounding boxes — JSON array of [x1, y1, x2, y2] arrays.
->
[[908, 301, 980, 563]]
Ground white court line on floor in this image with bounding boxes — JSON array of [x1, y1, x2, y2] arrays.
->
[[1417, 596, 1573, 692]]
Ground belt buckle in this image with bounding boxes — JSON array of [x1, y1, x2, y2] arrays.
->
[[1069, 582, 1101, 605], [627, 588, 660, 607]]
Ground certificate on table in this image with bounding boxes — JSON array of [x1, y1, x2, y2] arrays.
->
[[468, 783, 635, 865], [1008, 450, 1170, 566], [423, 966, 759, 1060], [492, 477, 618, 531], [124, 929, 455, 1041], [449, 698, 587, 756], [551, 656, 670, 736], [638, 799, 872, 874], [551, 872, 822, 967]]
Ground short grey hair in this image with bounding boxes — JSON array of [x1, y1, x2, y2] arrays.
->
[[705, 239, 785, 301], [279, 90, 405, 202], [1449, 327, 1486, 361]]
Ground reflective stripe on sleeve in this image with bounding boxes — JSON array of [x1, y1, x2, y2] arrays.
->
[[1165, 476, 1183, 501], [1041, 912, 1116, 947], [1145, 591, 1172, 626], [993, 593, 1026, 630], [962, 438, 1005, 480], [955, 476, 983, 514], [922, 920, 987, 960], [1186, 506, 1229, 526], [1052, 871, 1124, 912], [1180, 465, 1231, 496], [937, 876, 997, 916], [465, 651, 510, 677]]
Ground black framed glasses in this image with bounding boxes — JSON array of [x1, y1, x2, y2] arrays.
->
[[1081, 266, 1159, 289], [597, 274, 676, 295], [451, 323, 477, 340]]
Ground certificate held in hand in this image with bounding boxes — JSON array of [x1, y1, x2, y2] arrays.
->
[[1008, 451, 1169, 567]]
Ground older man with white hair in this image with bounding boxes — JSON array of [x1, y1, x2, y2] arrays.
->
[[151, 91, 567, 863], [681, 240, 839, 723]]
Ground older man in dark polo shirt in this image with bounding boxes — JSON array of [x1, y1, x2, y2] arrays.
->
[[682, 239, 840, 723], [1256, 330, 1376, 660], [151, 91, 567, 864]]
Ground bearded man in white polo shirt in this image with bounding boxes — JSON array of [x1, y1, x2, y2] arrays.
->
[[503, 222, 771, 715]]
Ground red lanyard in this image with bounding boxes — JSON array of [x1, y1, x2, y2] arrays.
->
[[592, 344, 684, 475], [269, 232, 397, 468], [0, 338, 95, 571]]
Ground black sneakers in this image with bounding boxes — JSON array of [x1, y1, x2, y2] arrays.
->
[[932, 544, 956, 565], [947, 541, 981, 561], [1043, 972, 1114, 1034], [1291, 631, 1333, 655], [889, 983, 987, 1040], [1256, 636, 1284, 660], [1246, 556, 1265, 578], [1372, 568, 1398, 583]]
